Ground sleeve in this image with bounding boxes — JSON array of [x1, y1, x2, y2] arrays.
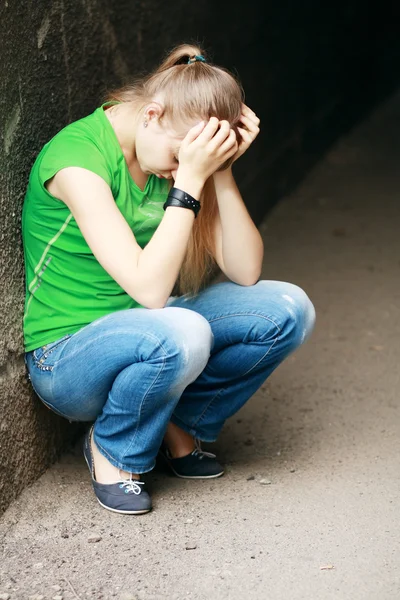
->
[[38, 127, 113, 190]]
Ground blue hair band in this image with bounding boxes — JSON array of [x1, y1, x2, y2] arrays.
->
[[187, 55, 206, 64]]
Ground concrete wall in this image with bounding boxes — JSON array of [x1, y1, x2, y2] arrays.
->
[[1, 0, 399, 514]]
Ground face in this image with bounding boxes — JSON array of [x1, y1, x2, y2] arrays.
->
[[134, 104, 195, 181]]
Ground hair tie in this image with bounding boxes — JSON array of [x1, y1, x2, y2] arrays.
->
[[187, 54, 206, 64]]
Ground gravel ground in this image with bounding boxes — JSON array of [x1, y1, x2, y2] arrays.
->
[[1, 92, 400, 600]]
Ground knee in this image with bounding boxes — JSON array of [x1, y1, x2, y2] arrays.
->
[[277, 282, 316, 344], [163, 307, 214, 371], [254, 280, 316, 344]]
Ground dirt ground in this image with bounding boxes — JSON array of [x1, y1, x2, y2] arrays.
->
[[1, 92, 400, 600]]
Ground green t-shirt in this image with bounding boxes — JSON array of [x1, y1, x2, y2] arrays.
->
[[22, 104, 170, 352]]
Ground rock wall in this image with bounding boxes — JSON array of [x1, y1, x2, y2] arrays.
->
[[1, 0, 398, 514]]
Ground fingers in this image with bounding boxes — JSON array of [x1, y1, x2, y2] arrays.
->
[[207, 119, 232, 151], [203, 119, 238, 162], [237, 126, 253, 143], [218, 128, 238, 157], [241, 103, 260, 125], [194, 117, 236, 161], [183, 120, 207, 145], [196, 117, 221, 143], [239, 113, 260, 136]]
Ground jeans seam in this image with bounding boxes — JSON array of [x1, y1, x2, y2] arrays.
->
[[208, 312, 281, 380], [94, 338, 168, 471], [184, 332, 281, 432], [121, 348, 167, 464], [49, 329, 170, 410], [191, 387, 226, 430], [53, 330, 171, 369], [241, 335, 280, 377], [208, 312, 282, 333], [32, 334, 72, 367], [30, 330, 170, 424]]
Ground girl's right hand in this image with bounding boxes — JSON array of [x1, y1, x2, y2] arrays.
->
[[176, 117, 238, 188]]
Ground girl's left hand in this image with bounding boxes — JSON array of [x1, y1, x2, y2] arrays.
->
[[231, 103, 260, 163]]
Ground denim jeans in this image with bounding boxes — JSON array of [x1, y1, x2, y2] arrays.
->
[[25, 280, 316, 474]]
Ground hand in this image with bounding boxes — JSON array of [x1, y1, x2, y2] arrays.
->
[[177, 117, 238, 185], [231, 103, 260, 163]]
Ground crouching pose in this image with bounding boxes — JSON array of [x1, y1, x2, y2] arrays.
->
[[22, 43, 316, 515]]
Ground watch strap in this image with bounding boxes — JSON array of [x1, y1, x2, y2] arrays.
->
[[163, 197, 198, 217], [163, 187, 201, 217]]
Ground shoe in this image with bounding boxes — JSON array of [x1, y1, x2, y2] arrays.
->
[[159, 438, 224, 479], [83, 426, 152, 515]]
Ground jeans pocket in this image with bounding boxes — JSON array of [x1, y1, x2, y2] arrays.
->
[[32, 334, 72, 371]]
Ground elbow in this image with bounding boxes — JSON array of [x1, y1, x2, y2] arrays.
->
[[147, 298, 169, 310], [241, 275, 262, 287], [245, 264, 263, 286], [127, 277, 171, 309], [228, 267, 262, 287], [131, 289, 169, 310]]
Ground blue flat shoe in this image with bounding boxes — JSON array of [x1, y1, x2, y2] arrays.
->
[[159, 439, 224, 479], [83, 426, 152, 515]]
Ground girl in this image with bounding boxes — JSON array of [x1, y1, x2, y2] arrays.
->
[[22, 43, 316, 515]]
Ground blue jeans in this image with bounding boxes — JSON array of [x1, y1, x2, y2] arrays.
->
[[25, 280, 315, 474]]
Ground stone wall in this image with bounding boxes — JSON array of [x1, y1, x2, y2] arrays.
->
[[1, 0, 398, 514]]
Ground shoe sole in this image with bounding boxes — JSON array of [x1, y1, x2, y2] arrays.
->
[[96, 498, 151, 515], [84, 442, 152, 515], [158, 452, 225, 479]]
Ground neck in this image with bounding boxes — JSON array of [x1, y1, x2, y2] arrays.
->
[[104, 102, 149, 190], [105, 102, 138, 163]]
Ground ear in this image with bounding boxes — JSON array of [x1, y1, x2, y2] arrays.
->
[[144, 101, 164, 123]]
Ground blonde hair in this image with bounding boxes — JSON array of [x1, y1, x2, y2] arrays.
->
[[107, 43, 245, 297]]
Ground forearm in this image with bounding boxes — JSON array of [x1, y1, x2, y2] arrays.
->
[[137, 173, 202, 307], [213, 168, 264, 284]]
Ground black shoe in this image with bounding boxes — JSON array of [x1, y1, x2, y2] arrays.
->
[[159, 439, 224, 479], [83, 426, 152, 515]]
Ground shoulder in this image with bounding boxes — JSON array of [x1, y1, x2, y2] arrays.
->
[[44, 106, 108, 152], [32, 107, 119, 188]]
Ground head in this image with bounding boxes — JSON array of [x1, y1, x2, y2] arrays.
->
[[107, 43, 245, 180]]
